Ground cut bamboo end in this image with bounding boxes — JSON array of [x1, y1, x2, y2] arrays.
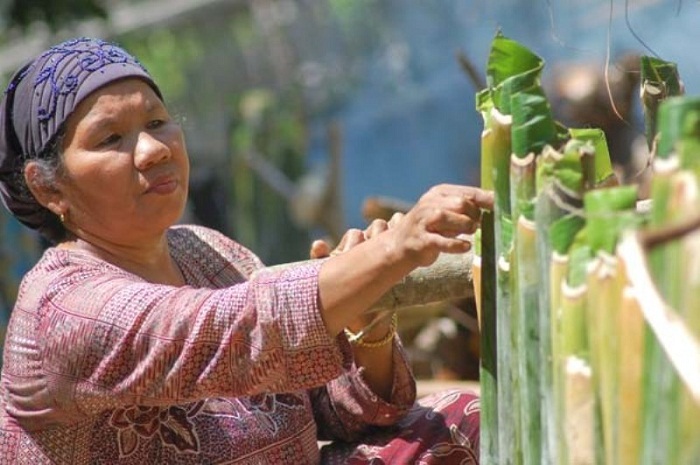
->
[[653, 155, 681, 174], [511, 151, 536, 167], [552, 251, 569, 265], [498, 255, 511, 273], [561, 281, 587, 300], [490, 107, 513, 126], [518, 215, 536, 231]]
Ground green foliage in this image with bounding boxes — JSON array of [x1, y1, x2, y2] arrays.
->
[[6, 0, 107, 31], [121, 30, 204, 102], [229, 88, 310, 265]]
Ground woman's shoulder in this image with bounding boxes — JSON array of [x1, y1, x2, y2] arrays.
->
[[167, 224, 265, 279], [13, 246, 129, 311]]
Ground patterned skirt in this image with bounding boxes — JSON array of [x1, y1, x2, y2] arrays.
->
[[320, 390, 480, 464]]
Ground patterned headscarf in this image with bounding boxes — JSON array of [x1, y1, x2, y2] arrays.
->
[[0, 37, 162, 233]]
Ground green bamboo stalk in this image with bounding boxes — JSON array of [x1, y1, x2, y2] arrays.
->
[[661, 171, 699, 465], [536, 148, 565, 465], [641, 155, 680, 465], [514, 211, 540, 465], [591, 253, 624, 465], [509, 87, 557, 465], [550, 252, 568, 465], [477, 100, 513, 465], [583, 185, 639, 465], [560, 231, 594, 465], [617, 287, 644, 465], [479, 31, 547, 465], [643, 96, 700, 465], [474, 212, 499, 465]]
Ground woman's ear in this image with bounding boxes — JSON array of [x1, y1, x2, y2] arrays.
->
[[24, 161, 66, 217]]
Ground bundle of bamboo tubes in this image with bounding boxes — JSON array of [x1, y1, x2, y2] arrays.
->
[[472, 32, 700, 465]]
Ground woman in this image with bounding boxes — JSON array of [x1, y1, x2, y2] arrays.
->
[[0, 37, 491, 464]]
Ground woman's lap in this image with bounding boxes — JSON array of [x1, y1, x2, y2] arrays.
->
[[320, 389, 479, 464]]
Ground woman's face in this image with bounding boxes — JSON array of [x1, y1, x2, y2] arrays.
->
[[57, 78, 189, 245]]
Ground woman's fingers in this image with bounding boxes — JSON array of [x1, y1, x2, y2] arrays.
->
[[333, 228, 365, 255], [310, 239, 332, 259], [364, 219, 388, 239], [421, 184, 494, 215], [388, 212, 404, 228]]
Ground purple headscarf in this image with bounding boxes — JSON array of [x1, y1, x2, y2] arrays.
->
[[0, 37, 162, 235]]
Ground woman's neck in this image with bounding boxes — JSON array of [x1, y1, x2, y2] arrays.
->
[[59, 232, 185, 286]]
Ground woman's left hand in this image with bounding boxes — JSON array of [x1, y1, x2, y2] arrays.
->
[[309, 217, 400, 336]]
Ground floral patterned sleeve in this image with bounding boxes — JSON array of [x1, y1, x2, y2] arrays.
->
[[3, 226, 346, 427], [310, 335, 417, 442]]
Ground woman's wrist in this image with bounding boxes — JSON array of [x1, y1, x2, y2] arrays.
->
[[345, 312, 397, 349]]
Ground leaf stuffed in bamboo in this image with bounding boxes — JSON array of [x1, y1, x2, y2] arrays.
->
[[640, 56, 683, 151]]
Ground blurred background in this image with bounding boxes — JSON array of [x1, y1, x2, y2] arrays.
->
[[1, 0, 699, 379]]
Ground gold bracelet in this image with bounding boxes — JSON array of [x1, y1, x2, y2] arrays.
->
[[344, 312, 398, 349]]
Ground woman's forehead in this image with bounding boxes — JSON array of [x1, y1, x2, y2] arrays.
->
[[68, 79, 163, 129]]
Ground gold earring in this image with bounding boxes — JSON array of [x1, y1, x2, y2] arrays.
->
[[59, 213, 66, 224]]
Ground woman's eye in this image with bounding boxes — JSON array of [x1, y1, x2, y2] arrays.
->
[[147, 119, 166, 130], [97, 134, 121, 148]]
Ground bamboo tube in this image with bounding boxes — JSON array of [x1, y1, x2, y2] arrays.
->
[[618, 233, 700, 405], [478, 103, 514, 465], [643, 155, 683, 465], [480, 32, 547, 464], [538, 139, 592, 464], [537, 173, 564, 464], [563, 356, 595, 465], [550, 252, 568, 465], [584, 256, 605, 465], [619, 231, 700, 465], [678, 175, 700, 465], [617, 287, 644, 465], [558, 281, 589, 465], [476, 213, 499, 465], [644, 96, 700, 464], [593, 253, 624, 465], [511, 152, 541, 465], [583, 185, 639, 464], [489, 107, 518, 465]]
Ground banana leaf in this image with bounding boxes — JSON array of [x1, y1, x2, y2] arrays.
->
[[640, 56, 683, 151]]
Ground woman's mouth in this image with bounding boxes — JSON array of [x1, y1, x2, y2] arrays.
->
[[145, 177, 178, 195]]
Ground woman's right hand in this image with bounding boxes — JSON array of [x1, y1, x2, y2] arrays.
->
[[381, 184, 494, 269], [316, 184, 493, 337]]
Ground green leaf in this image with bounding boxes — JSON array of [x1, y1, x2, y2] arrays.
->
[[486, 31, 544, 90], [641, 56, 683, 151], [568, 128, 614, 186], [583, 185, 639, 254], [485, 31, 545, 114], [657, 96, 700, 167], [641, 56, 682, 97], [550, 214, 585, 255], [511, 88, 557, 158]]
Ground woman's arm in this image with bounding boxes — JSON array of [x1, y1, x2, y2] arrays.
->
[[314, 184, 493, 400], [4, 244, 341, 428]]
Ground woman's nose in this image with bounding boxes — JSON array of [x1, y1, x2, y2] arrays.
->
[[134, 131, 170, 170]]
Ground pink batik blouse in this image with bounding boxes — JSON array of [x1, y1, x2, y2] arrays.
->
[[0, 225, 416, 464]]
